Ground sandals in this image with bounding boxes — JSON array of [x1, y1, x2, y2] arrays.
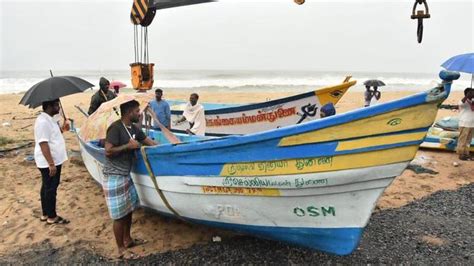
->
[[125, 238, 147, 248], [47, 216, 70, 224]]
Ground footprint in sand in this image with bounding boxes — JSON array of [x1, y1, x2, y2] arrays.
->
[[420, 184, 433, 191], [30, 208, 42, 218], [94, 223, 107, 236], [26, 232, 34, 240], [47, 226, 71, 236]]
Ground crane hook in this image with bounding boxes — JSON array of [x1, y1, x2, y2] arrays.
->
[[411, 0, 430, 43]]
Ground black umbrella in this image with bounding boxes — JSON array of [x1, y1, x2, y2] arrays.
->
[[19, 76, 94, 109], [363, 79, 386, 87]]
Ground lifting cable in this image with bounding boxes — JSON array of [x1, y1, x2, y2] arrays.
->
[[133, 24, 150, 64]]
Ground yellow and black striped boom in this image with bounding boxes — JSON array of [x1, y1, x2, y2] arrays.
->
[[130, 0, 217, 26]]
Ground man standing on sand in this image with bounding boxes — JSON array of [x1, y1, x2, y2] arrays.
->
[[456, 88, 474, 161], [88, 77, 117, 115], [175, 93, 206, 136], [364, 85, 381, 107], [34, 99, 70, 224], [149, 88, 171, 129], [102, 100, 157, 259]]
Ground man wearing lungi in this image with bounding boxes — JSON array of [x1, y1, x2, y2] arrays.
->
[[103, 100, 156, 259]]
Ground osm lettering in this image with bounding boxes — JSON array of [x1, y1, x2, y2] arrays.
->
[[293, 206, 336, 217]]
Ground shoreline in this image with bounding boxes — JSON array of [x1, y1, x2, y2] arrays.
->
[[1, 83, 472, 96]]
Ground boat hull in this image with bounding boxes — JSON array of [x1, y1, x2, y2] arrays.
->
[[78, 138, 405, 255], [421, 135, 474, 151], [420, 122, 474, 152], [170, 80, 356, 136]]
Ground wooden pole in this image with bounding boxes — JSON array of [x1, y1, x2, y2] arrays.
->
[[146, 108, 181, 144]]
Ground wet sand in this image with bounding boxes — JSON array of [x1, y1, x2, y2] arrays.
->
[[0, 89, 472, 260]]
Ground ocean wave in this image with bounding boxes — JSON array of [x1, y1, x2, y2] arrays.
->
[[1, 71, 470, 94]]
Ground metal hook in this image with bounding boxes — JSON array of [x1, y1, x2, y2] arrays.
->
[[411, 0, 430, 43]]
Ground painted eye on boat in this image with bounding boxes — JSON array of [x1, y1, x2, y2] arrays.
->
[[387, 118, 402, 126], [330, 90, 343, 98]]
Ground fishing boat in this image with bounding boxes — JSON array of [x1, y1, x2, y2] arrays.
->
[[169, 77, 356, 136], [77, 70, 458, 255], [420, 116, 474, 151]]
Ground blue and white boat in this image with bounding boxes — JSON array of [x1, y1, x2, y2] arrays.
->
[[421, 116, 474, 151], [168, 77, 356, 136], [77, 71, 459, 255]]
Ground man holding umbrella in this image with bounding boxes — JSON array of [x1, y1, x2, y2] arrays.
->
[[441, 53, 474, 160], [363, 79, 384, 107], [88, 77, 117, 115], [20, 74, 94, 224], [34, 99, 70, 224]]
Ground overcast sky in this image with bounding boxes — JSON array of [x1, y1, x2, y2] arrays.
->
[[0, 0, 472, 73]]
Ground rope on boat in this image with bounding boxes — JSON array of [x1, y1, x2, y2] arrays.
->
[[140, 146, 184, 220]]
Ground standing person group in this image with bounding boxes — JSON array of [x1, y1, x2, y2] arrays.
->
[[364, 85, 381, 107], [32, 85, 205, 259], [456, 87, 474, 161], [150, 90, 206, 136]]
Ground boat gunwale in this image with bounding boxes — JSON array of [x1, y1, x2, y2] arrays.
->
[[143, 83, 451, 155]]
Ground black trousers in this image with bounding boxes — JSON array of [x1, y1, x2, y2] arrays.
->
[[39, 165, 62, 218]]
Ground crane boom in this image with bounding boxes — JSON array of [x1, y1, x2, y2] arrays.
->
[[131, 0, 216, 26]]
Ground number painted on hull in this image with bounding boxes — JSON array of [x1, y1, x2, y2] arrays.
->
[[204, 204, 241, 219], [293, 206, 336, 217]]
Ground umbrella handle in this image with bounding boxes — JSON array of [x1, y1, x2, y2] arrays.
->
[[51, 70, 68, 123], [58, 100, 68, 121]]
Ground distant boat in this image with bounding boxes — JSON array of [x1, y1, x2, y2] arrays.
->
[[77, 71, 459, 255], [420, 116, 474, 151], [169, 77, 356, 136]]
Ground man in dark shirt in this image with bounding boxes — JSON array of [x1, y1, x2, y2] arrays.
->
[[102, 100, 156, 259], [88, 77, 117, 115]]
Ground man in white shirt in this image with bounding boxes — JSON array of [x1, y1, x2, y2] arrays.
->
[[34, 99, 70, 224], [175, 93, 206, 136], [364, 85, 381, 107], [456, 88, 474, 161]]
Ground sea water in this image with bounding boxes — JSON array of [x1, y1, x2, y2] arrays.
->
[[0, 69, 470, 95]]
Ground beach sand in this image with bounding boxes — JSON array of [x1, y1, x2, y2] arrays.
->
[[0, 89, 472, 259]]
